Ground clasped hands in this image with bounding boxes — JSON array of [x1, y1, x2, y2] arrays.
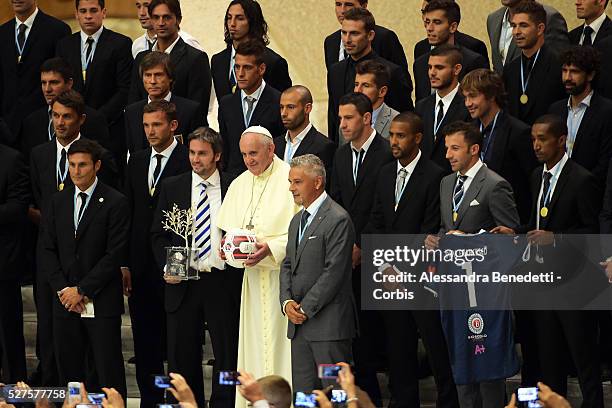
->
[[57, 287, 86, 313], [284, 300, 307, 325]]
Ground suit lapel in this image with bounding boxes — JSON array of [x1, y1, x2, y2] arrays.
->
[[491, 11, 503, 56], [249, 85, 272, 126], [76, 183, 105, 239], [483, 112, 509, 169], [69, 34, 86, 91], [456, 166, 486, 226], [84, 28, 109, 93], [169, 38, 187, 70], [374, 105, 391, 136], [294, 127, 316, 157], [20, 11, 43, 61], [352, 135, 381, 202], [540, 161, 571, 230], [394, 158, 424, 219], [294, 198, 331, 267], [573, 102, 595, 156]]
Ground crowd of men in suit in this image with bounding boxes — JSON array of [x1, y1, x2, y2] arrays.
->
[[3, 0, 612, 406]]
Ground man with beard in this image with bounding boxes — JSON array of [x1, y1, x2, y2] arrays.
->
[[548, 45, 612, 189], [273, 86, 335, 181]]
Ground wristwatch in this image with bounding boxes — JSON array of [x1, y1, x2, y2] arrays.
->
[[77, 286, 85, 296]]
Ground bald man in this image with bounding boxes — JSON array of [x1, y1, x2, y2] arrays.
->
[[274, 86, 336, 183]]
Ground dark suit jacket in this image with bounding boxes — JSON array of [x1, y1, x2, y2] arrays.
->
[[477, 111, 538, 224], [129, 38, 212, 112], [0, 10, 70, 140], [503, 45, 566, 125], [599, 157, 612, 233], [523, 159, 599, 234], [487, 5, 569, 74], [330, 132, 393, 244], [415, 91, 470, 172], [124, 144, 190, 280], [218, 84, 284, 174], [273, 126, 336, 180], [569, 17, 612, 45], [0, 145, 29, 280], [548, 93, 612, 188], [369, 156, 444, 235], [324, 25, 408, 72], [280, 196, 356, 341], [41, 182, 129, 317], [150, 170, 236, 312], [413, 45, 489, 102], [30, 139, 119, 214], [21, 105, 110, 156], [413, 32, 489, 63], [327, 51, 413, 143], [211, 45, 292, 102], [592, 36, 612, 99], [124, 95, 205, 153], [56, 27, 133, 127]]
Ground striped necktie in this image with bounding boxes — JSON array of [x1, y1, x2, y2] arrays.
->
[[194, 182, 211, 260]]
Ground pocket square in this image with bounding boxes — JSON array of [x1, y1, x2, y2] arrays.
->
[[308, 236, 318, 240], [469, 199, 479, 207]]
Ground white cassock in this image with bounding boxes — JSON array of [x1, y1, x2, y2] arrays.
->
[[217, 156, 300, 408]]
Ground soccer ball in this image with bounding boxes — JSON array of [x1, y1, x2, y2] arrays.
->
[[221, 229, 257, 268]]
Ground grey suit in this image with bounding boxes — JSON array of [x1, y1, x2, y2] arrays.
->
[[280, 195, 356, 392], [439, 164, 519, 408], [373, 103, 399, 139], [339, 102, 398, 144], [440, 164, 519, 233], [487, 5, 569, 74]]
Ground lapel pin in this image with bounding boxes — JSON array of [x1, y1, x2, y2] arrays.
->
[[99, 197, 104, 203]]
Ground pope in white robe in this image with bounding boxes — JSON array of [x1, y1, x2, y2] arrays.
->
[[217, 126, 299, 408]]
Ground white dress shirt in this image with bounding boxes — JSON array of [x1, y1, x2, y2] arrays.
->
[[190, 169, 225, 272], [283, 123, 313, 163], [499, 8, 513, 64], [536, 153, 568, 228], [153, 35, 181, 54], [148, 91, 172, 104], [241, 80, 266, 126], [74, 177, 98, 230], [80, 26, 104, 70], [132, 30, 203, 58], [56, 134, 81, 185], [148, 138, 178, 190], [14, 7, 38, 51], [338, 38, 346, 62], [434, 84, 460, 133], [566, 91, 593, 157], [456, 159, 484, 196], [395, 150, 422, 202], [580, 12, 608, 45]]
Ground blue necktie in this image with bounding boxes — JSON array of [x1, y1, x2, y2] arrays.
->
[[194, 182, 211, 260]]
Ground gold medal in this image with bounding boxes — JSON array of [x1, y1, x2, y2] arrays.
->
[[540, 206, 548, 218], [17, 55, 21, 64], [453, 211, 458, 222], [150, 187, 155, 196], [58, 183, 64, 191], [82, 70, 87, 82], [520, 94, 529, 105], [232, 84, 237, 93]]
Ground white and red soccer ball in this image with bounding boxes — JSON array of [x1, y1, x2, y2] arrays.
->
[[221, 229, 257, 268]]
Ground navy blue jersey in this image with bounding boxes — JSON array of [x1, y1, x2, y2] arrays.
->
[[436, 233, 520, 384]]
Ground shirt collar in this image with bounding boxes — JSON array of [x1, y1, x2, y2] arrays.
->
[[567, 90, 594, 110], [396, 150, 421, 175], [145, 31, 156, 43], [460, 159, 484, 179], [255, 156, 277, 180], [15, 7, 38, 27], [154, 35, 181, 54], [586, 12, 607, 35], [150, 137, 178, 160], [285, 122, 312, 145], [148, 91, 172, 104], [351, 128, 377, 153], [304, 190, 328, 217], [543, 152, 569, 175], [436, 84, 460, 108], [192, 168, 220, 188], [231, 45, 236, 59], [75, 176, 98, 196], [80, 26, 104, 44], [56, 133, 81, 152], [241, 79, 266, 100]]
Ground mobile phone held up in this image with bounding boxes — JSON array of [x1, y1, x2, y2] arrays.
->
[[153, 375, 172, 389], [516, 387, 541, 408], [294, 391, 318, 408], [318, 364, 341, 379], [219, 371, 241, 385]]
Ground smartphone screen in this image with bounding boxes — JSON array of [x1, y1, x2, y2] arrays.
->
[[154, 375, 171, 389], [331, 390, 347, 403], [294, 392, 318, 408], [318, 364, 341, 379], [219, 371, 241, 385], [516, 387, 541, 408]]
